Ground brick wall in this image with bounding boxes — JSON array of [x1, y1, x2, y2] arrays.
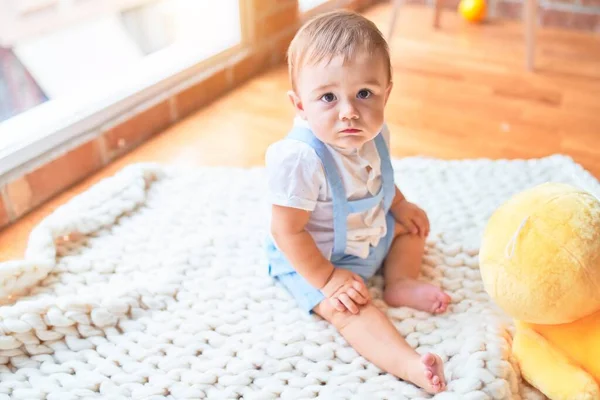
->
[[407, 0, 600, 31], [0, 0, 381, 230]]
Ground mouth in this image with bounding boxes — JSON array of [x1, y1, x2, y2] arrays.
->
[[341, 128, 362, 134]]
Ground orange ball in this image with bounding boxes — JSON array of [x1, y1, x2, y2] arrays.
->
[[458, 0, 487, 22]]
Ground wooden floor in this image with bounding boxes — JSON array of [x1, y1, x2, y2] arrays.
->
[[1, 4, 599, 261]]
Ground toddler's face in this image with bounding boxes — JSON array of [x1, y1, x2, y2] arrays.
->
[[290, 50, 392, 149]]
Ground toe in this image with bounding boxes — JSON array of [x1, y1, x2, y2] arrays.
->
[[441, 291, 451, 302], [432, 376, 440, 385], [425, 370, 433, 379], [421, 353, 436, 367]]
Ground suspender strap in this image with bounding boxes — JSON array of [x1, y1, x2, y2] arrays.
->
[[287, 127, 348, 256], [374, 131, 395, 212]]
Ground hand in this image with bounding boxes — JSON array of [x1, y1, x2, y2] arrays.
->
[[320, 268, 370, 314], [393, 200, 430, 238]]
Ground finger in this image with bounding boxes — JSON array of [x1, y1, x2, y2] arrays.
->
[[406, 212, 420, 233], [420, 210, 430, 237], [411, 216, 422, 236], [398, 217, 412, 231], [407, 219, 419, 235], [347, 287, 367, 305], [352, 279, 370, 300], [349, 288, 371, 304], [338, 293, 358, 314], [330, 297, 345, 312], [415, 215, 427, 238]]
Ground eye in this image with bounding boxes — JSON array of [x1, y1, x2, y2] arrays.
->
[[320, 93, 336, 103], [357, 89, 372, 99]]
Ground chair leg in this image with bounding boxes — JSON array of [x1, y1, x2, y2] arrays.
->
[[524, 0, 536, 71], [433, 0, 442, 28], [388, 0, 402, 41]]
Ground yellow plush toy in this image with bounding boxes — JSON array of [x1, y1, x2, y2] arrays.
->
[[480, 182, 600, 400]]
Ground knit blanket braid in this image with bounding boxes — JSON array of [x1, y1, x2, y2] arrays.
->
[[0, 155, 597, 399]]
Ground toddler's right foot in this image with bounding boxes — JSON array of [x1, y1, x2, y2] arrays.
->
[[384, 279, 451, 314], [408, 353, 446, 394]]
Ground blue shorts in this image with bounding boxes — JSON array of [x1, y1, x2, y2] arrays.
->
[[267, 213, 396, 313]]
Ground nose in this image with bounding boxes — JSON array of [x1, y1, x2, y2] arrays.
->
[[339, 99, 359, 121]]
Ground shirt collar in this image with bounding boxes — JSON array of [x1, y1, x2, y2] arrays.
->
[[293, 116, 363, 156]]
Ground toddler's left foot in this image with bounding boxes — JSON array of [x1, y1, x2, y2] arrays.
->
[[384, 279, 451, 314], [406, 353, 447, 394]]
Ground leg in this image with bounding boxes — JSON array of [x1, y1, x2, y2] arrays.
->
[[314, 300, 446, 394], [433, 0, 442, 28], [524, 0, 536, 71], [383, 223, 451, 313], [387, 0, 402, 41]]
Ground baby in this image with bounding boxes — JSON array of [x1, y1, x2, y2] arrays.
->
[[265, 10, 451, 394]]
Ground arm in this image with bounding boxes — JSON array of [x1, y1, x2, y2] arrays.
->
[[389, 185, 406, 221], [388, 186, 430, 237], [266, 142, 369, 313], [271, 205, 334, 289], [266, 142, 332, 288], [271, 205, 370, 314]]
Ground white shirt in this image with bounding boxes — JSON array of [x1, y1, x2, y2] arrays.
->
[[265, 117, 391, 260]]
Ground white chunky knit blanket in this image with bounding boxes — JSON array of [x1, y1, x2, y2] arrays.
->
[[1, 154, 598, 400]]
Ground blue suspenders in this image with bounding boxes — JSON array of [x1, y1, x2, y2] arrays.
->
[[286, 126, 395, 259]]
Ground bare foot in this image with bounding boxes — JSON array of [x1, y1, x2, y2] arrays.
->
[[383, 279, 451, 313], [407, 353, 446, 394]]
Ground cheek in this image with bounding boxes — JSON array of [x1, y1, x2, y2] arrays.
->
[[360, 102, 385, 122], [307, 103, 335, 123], [303, 103, 332, 135]]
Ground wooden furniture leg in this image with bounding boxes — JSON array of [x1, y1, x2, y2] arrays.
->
[[434, 0, 442, 28], [388, 0, 402, 41], [388, 0, 442, 40], [524, 0, 536, 70]]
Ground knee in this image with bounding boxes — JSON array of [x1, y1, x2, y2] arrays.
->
[[313, 300, 366, 330]]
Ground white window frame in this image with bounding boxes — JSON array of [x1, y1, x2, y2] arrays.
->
[[299, 0, 355, 21], [0, 0, 252, 180]]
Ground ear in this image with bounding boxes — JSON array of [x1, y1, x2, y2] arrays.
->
[[383, 81, 393, 106], [287, 90, 307, 119]]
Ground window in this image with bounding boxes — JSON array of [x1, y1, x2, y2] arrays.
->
[[298, 0, 330, 13], [0, 0, 243, 170], [0, 46, 48, 122]]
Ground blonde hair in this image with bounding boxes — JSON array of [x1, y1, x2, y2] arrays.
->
[[287, 10, 392, 90]]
